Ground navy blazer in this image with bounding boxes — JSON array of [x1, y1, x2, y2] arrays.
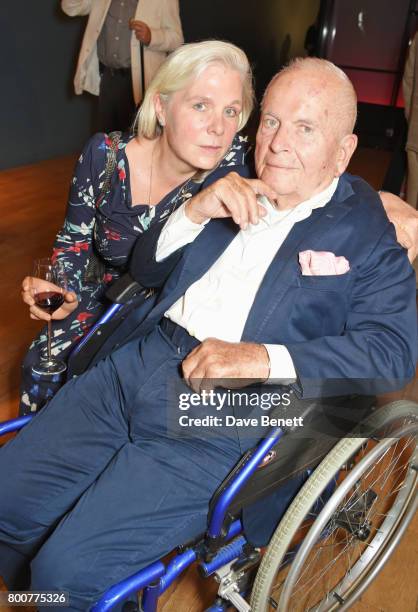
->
[[102, 172, 417, 546], [121, 172, 417, 399]]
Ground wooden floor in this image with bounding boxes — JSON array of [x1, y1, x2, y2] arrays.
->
[[0, 149, 417, 611]]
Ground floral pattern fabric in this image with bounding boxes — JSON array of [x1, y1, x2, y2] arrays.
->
[[20, 131, 249, 414]]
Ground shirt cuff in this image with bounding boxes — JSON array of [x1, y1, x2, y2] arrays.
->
[[156, 203, 208, 262], [263, 344, 297, 385]]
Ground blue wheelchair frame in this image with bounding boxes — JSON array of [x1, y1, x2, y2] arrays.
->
[[4, 399, 416, 611], [65, 272, 149, 379], [8, 288, 396, 610], [70, 303, 123, 360], [0, 415, 287, 612]]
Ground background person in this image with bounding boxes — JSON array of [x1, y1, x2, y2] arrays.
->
[[403, 30, 418, 209], [19, 40, 253, 414], [61, 0, 183, 132], [0, 59, 416, 607]]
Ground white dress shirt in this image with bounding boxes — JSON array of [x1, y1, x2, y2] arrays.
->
[[157, 178, 339, 381]]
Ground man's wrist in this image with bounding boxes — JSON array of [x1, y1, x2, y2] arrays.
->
[[185, 197, 210, 225], [259, 344, 271, 382], [263, 344, 297, 384]]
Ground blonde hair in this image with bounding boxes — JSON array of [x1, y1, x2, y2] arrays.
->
[[135, 40, 254, 138], [265, 57, 358, 135]]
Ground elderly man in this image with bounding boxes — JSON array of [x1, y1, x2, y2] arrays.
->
[[0, 58, 416, 608]]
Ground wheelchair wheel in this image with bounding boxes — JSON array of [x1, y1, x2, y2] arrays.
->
[[250, 400, 418, 612]]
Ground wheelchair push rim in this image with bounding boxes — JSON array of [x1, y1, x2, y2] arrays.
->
[[250, 400, 418, 612]]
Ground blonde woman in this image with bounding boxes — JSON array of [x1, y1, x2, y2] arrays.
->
[[20, 40, 254, 414]]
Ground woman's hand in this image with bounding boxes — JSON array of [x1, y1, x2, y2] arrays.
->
[[21, 277, 79, 322], [379, 191, 418, 262], [185, 172, 278, 230]]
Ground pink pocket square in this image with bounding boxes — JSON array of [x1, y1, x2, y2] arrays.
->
[[299, 250, 350, 276]]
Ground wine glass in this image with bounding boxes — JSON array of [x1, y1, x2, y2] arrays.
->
[[31, 258, 68, 376]]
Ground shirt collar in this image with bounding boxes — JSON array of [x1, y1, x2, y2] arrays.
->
[[258, 177, 340, 226]]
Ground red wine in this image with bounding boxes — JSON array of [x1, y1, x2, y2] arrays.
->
[[35, 291, 64, 314]]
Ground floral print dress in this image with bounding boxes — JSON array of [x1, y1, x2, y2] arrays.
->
[[20, 131, 249, 414]]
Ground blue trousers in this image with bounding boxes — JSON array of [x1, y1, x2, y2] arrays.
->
[[0, 323, 243, 610]]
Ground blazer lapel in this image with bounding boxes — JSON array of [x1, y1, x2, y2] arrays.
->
[[180, 217, 239, 279], [242, 179, 354, 342], [151, 218, 239, 321]]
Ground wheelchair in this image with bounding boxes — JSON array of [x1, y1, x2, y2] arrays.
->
[[1, 397, 417, 611]]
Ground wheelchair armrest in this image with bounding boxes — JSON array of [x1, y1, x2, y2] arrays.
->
[[105, 272, 145, 304], [0, 415, 34, 437]]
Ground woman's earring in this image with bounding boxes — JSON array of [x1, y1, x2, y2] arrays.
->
[[158, 116, 165, 127]]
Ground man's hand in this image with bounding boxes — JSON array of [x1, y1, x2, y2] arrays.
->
[[21, 277, 78, 322], [185, 172, 278, 230], [129, 19, 151, 45], [182, 338, 270, 393], [380, 191, 418, 262]]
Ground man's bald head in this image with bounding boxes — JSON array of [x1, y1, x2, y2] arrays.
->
[[255, 57, 358, 208], [265, 57, 357, 139]]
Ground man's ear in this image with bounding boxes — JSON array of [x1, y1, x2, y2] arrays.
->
[[335, 134, 358, 176]]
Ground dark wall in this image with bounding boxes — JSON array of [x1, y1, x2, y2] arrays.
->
[[181, 0, 261, 85], [0, 0, 318, 170], [181, 0, 320, 98], [0, 2, 96, 170]]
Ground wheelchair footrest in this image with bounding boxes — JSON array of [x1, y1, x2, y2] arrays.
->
[[199, 536, 247, 577]]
